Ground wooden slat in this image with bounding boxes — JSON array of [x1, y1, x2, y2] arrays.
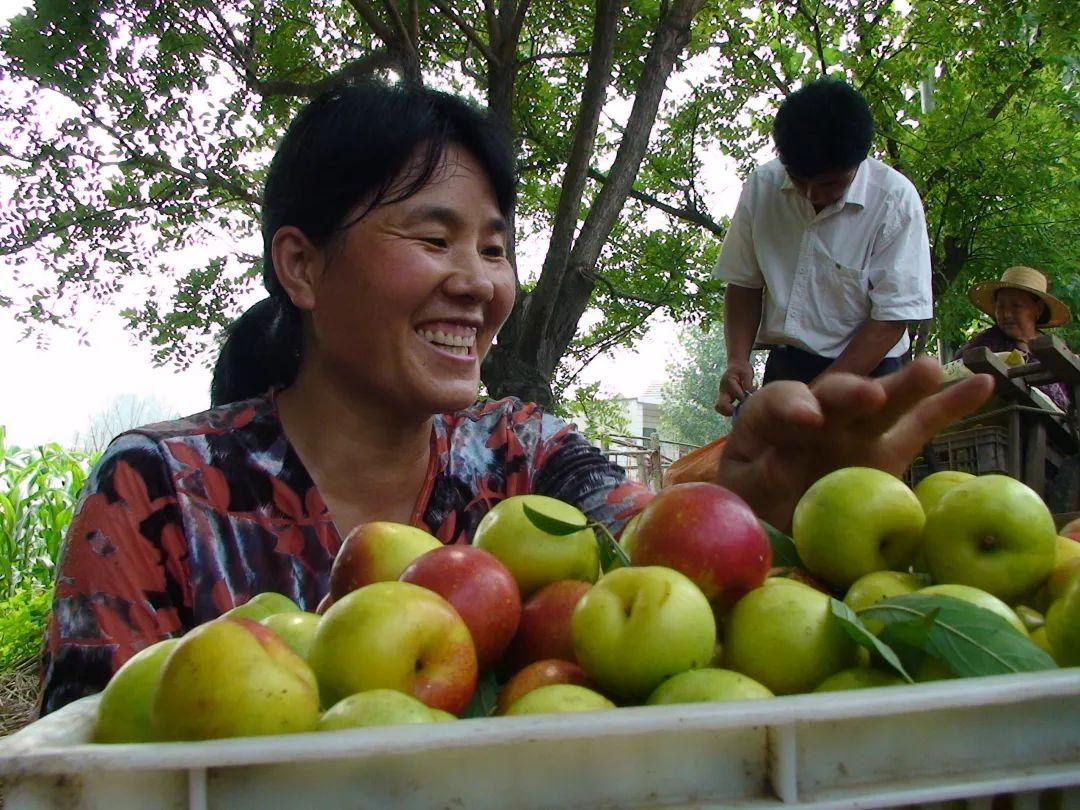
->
[[1030, 334, 1080, 385]]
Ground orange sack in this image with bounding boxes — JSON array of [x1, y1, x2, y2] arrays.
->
[[662, 435, 729, 488]]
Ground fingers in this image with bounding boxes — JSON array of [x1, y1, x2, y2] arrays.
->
[[730, 380, 823, 452], [715, 386, 735, 416], [887, 373, 995, 458], [809, 370, 889, 426], [716, 370, 748, 415]]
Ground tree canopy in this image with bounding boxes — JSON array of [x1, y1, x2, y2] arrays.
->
[[1, 0, 1076, 405]]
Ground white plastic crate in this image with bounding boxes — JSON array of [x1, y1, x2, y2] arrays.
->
[[2, 669, 1079, 809]]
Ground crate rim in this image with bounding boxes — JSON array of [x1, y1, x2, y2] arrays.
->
[[2, 668, 1078, 776]]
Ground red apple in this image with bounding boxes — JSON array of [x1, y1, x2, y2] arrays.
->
[[624, 482, 771, 605], [496, 659, 591, 715], [505, 580, 592, 671], [399, 545, 522, 670], [329, 521, 442, 600]]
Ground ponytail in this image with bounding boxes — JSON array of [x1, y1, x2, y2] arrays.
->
[[210, 296, 303, 406]]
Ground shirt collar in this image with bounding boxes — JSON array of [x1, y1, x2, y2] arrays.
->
[[778, 159, 869, 210]]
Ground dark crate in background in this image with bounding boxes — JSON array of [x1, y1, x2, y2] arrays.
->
[[905, 426, 1010, 488]]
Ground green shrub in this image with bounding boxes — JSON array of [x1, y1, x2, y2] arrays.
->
[[0, 587, 52, 670]]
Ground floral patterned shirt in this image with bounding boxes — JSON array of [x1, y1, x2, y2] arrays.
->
[[40, 394, 651, 715]]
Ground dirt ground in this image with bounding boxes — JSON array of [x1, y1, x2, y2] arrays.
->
[[0, 659, 38, 738]]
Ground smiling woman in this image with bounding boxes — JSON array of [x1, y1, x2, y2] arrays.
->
[[38, 81, 654, 716], [38, 79, 995, 718]]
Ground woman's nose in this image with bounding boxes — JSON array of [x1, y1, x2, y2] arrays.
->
[[443, 253, 496, 301]]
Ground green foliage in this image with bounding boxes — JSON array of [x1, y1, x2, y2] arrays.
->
[[0, 427, 96, 599], [0, 586, 52, 670], [557, 382, 631, 444], [659, 323, 731, 446], [1, 0, 1075, 395]]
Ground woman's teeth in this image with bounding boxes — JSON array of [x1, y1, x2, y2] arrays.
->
[[418, 328, 475, 356]]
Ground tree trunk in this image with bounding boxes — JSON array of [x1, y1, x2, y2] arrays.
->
[[483, 0, 706, 406]]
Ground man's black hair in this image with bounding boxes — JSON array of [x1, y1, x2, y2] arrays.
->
[[772, 78, 875, 178]]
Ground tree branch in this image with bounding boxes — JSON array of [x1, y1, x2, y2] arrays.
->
[[431, 0, 498, 63], [586, 168, 724, 235], [792, 0, 828, 75], [345, 0, 396, 44], [250, 51, 402, 97], [516, 49, 590, 65]]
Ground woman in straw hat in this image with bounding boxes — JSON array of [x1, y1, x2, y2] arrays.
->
[[956, 265, 1073, 410]]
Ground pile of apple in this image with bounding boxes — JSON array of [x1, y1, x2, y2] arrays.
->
[[92, 470, 1080, 744]]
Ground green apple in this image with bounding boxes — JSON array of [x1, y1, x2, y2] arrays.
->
[[792, 467, 925, 589], [261, 611, 321, 660], [473, 495, 599, 597], [93, 638, 179, 743], [919, 583, 1027, 635], [503, 684, 615, 715], [724, 578, 857, 695], [923, 475, 1056, 605], [223, 591, 301, 622], [646, 668, 773, 704], [1030, 626, 1053, 656], [813, 667, 906, 692], [571, 566, 716, 701], [844, 571, 924, 635], [152, 618, 320, 740], [844, 571, 924, 613], [1013, 605, 1044, 633], [913, 470, 977, 514], [1045, 571, 1080, 666], [329, 522, 443, 600], [1032, 536, 1080, 611], [611, 513, 642, 571], [308, 581, 477, 715], [318, 689, 454, 730]]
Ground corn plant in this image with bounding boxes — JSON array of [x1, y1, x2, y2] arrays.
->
[[0, 427, 97, 599]]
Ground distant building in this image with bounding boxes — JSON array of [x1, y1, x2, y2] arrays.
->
[[608, 382, 664, 439]]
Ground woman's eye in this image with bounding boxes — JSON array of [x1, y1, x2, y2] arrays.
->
[[483, 245, 506, 258], [422, 237, 448, 248]]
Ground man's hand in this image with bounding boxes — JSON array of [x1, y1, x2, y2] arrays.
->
[[715, 356, 994, 532], [715, 361, 757, 416]]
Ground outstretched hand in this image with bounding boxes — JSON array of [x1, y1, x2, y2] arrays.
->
[[716, 357, 995, 532]]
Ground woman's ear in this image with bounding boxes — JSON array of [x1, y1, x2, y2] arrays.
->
[[271, 226, 322, 311]]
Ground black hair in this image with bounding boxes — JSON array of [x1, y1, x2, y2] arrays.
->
[[772, 78, 875, 178], [210, 81, 516, 407]]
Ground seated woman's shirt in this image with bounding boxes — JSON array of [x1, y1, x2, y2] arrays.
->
[[40, 394, 651, 715]]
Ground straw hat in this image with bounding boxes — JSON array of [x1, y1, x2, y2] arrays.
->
[[968, 266, 1071, 328]]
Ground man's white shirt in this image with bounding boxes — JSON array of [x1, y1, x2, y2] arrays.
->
[[712, 157, 933, 358]]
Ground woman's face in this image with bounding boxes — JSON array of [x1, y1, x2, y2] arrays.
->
[[303, 145, 515, 417], [994, 288, 1044, 342]]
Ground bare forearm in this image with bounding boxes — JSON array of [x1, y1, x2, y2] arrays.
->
[[827, 320, 908, 376], [725, 285, 763, 364]]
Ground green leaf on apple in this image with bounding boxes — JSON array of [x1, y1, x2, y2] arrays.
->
[[861, 594, 1058, 677], [760, 521, 805, 569], [460, 669, 501, 719], [523, 503, 590, 536], [829, 598, 914, 683], [522, 503, 629, 571], [594, 522, 631, 572]]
